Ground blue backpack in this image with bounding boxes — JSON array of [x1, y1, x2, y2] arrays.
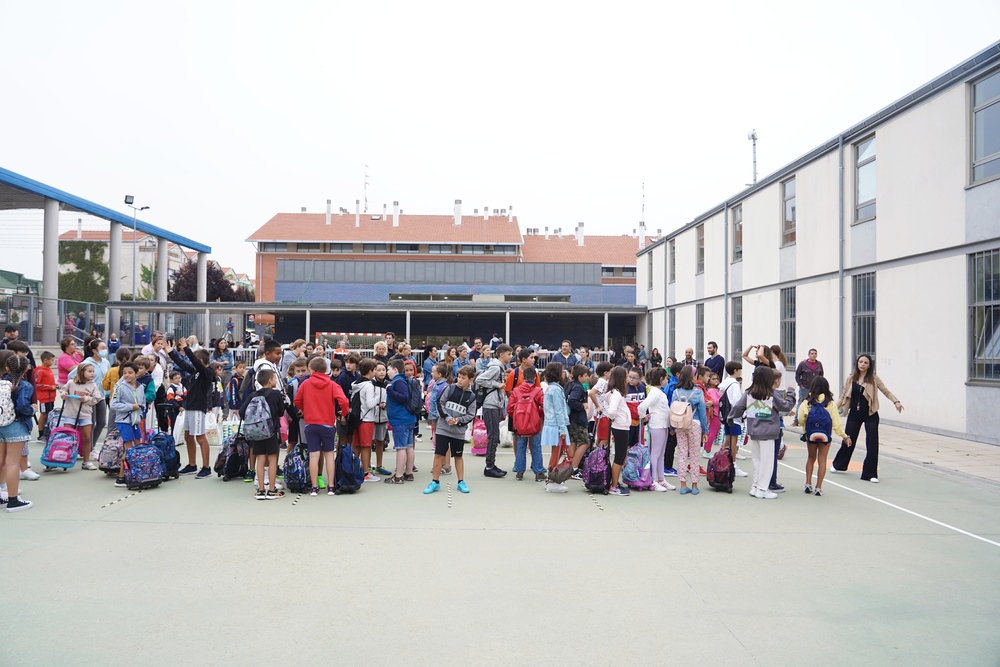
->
[[282, 445, 310, 492], [805, 400, 833, 442], [334, 444, 365, 494]]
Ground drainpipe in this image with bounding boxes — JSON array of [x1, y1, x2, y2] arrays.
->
[[838, 134, 845, 386], [723, 202, 729, 359]]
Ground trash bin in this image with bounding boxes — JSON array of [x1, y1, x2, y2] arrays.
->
[[134, 330, 150, 345]]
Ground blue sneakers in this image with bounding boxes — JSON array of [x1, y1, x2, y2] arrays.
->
[[457, 480, 470, 494], [664, 468, 678, 477], [423, 480, 441, 495]]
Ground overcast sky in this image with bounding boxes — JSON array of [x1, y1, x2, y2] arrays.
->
[[1, 1, 998, 283]]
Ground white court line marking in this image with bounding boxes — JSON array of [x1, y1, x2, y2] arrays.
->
[[757, 449, 1000, 549]]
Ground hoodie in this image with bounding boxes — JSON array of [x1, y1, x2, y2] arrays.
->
[[475, 358, 507, 410], [110, 379, 146, 425], [294, 371, 349, 426], [435, 383, 476, 440], [386, 373, 416, 426]]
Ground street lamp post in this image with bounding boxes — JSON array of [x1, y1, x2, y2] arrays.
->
[[124, 196, 150, 301]]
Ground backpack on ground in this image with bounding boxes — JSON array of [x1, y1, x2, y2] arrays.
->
[[98, 427, 124, 475], [282, 444, 310, 492], [41, 410, 80, 471], [669, 392, 694, 430], [805, 400, 833, 442], [622, 435, 653, 491], [42, 407, 61, 442], [214, 431, 249, 481], [334, 444, 364, 494], [583, 445, 611, 493], [243, 394, 275, 441], [123, 443, 165, 490], [0, 379, 16, 427], [405, 378, 423, 416], [148, 431, 181, 480], [512, 390, 543, 436], [706, 446, 735, 493]]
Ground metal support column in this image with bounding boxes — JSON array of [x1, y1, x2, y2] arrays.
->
[[42, 197, 60, 345], [405, 310, 411, 344], [305, 309, 311, 343], [204, 308, 210, 346], [196, 252, 208, 303], [603, 312, 609, 351], [108, 222, 122, 338], [505, 310, 510, 344]]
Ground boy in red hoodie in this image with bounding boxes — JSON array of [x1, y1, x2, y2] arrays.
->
[[506, 366, 546, 481], [294, 356, 349, 496], [34, 351, 57, 441]]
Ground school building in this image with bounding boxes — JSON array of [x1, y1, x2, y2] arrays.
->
[[636, 40, 1000, 445]]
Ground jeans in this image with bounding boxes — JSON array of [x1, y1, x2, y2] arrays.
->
[[794, 387, 809, 423], [514, 433, 544, 474]]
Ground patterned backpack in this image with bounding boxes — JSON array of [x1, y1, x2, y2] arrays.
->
[[0, 379, 16, 427], [98, 428, 125, 474], [243, 394, 275, 441], [622, 441, 653, 490], [123, 444, 165, 490], [283, 444, 310, 493], [583, 445, 611, 493]]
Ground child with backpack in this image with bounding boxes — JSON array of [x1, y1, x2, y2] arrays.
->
[[1, 354, 34, 512], [168, 337, 217, 479], [59, 362, 103, 470], [670, 366, 708, 495], [350, 358, 380, 482], [588, 361, 613, 451], [638, 367, 675, 492], [605, 366, 633, 496], [371, 361, 392, 477], [625, 368, 646, 447], [165, 371, 186, 431], [294, 356, 350, 496], [227, 360, 246, 413], [109, 362, 145, 488], [727, 366, 794, 500], [541, 363, 570, 493], [564, 364, 592, 480], [797, 376, 848, 496], [424, 365, 476, 495], [385, 359, 417, 484], [719, 361, 748, 478], [704, 372, 723, 457], [240, 368, 288, 500], [507, 366, 546, 482], [426, 362, 451, 475]]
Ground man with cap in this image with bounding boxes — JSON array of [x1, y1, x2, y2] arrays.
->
[[0, 325, 35, 368]]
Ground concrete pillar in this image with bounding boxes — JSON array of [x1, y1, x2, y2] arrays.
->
[[505, 310, 510, 344], [156, 238, 168, 301], [604, 312, 609, 351], [305, 309, 311, 343], [204, 308, 211, 346], [108, 222, 123, 338], [196, 252, 208, 303], [42, 198, 60, 345], [405, 310, 411, 344]]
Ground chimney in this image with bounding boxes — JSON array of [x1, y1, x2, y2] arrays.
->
[[474, 209, 478, 215], [454, 199, 462, 226], [76, 218, 82, 239], [577, 222, 585, 247], [639, 221, 647, 250], [544, 226, 549, 240], [355, 199, 360, 228], [508, 205, 513, 222], [501, 208, 506, 218], [483, 206, 488, 220], [392, 200, 399, 227], [493, 208, 499, 215], [383, 203, 387, 219], [301, 207, 307, 212], [326, 199, 331, 226]]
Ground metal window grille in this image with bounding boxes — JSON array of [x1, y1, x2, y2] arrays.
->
[[970, 249, 1000, 380], [852, 273, 876, 359], [669, 240, 676, 283], [695, 303, 704, 356], [668, 308, 676, 358], [731, 297, 742, 361], [696, 225, 705, 274], [781, 287, 796, 366]]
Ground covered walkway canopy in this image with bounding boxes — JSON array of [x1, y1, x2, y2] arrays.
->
[[0, 166, 212, 344]]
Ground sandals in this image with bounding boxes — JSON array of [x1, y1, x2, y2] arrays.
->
[[266, 489, 285, 500], [384, 475, 405, 484], [403, 473, 415, 482], [255, 489, 267, 500]]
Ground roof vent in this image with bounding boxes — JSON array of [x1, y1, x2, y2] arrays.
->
[[301, 207, 307, 212]]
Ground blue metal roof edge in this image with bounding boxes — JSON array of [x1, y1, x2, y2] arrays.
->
[[637, 39, 1000, 258], [0, 166, 211, 254]]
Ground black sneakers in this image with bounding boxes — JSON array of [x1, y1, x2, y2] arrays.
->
[[6, 496, 33, 513], [179, 464, 198, 475], [195, 467, 212, 479], [484, 466, 507, 478]]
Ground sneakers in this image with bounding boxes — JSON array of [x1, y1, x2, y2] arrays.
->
[[484, 466, 506, 478], [457, 480, 470, 493], [403, 473, 414, 482], [544, 482, 568, 493], [804, 484, 814, 494], [651, 481, 668, 492], [661, 480, 677, 491], [570, 470, 583, 481], [735, 453, 746, 460], [441, 466, 452, 476], [749, 486, 758, 497], [265, 489, 285, 500], [515, 472, 524, 481], [869, 477, 879, 483], [734, 466, 748, 477], [534, 472, 547, 482], [195, 467, 212, 479], [363, 472, 380, 483], [20, 468, 41, 480], [699, 466, 707, 476], [374, 466, 393, 477], [415, 433, 422, 440], [754, 489, 778, 499], [328, 487, 335, 496], [81, 462, 98, 471], [814, 487, 824, 496], [243, 469, 255, 483], [310, 487, 319, 496], [664, 468, 678, 477], [179, 464, 198, 475], [423, 480, 441, 495], [255, 489, 267, 500], [5, 496, 32, 513], [607, 484, 630, 496], [829, 467, 845, 474], [769, 483, 785, 493], [114, 477, 127, 488], [777, 444, 786, 460]]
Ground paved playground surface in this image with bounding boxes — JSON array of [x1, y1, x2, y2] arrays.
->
[[4, 433, 1000, 667]]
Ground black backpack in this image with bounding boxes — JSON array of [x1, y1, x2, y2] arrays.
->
[[719, 382, 734, 422], [348, 379, 371, 430], [405, 378, 423, 415]]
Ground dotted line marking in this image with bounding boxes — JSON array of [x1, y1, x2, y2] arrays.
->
[[446, 483, 452, 509], [101, 491, 141, 508], [291, 493, 302, 506], [589, 493, 605, 511]]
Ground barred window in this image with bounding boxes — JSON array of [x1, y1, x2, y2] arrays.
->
[[970, 249, 1000, 380], [853, 273, 876, 359], [731, 297, 743, 361], [668, 308, 676, 358], [696, 224, 705, 274], [695, 303, 704, 355], [669, 240, 676, 283], [781, 287, 796, 366]]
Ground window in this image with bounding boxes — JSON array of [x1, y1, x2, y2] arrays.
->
[[493, 245, 517, 255], [621, 267, 636, 278], [428, 244, 453, 254], [696, 224, 705, 274], [782, 178, 796, 245], [668, 240, 676, 283], [853, 273, 876, 359], [973, 70, 1000, 183], [668, 308, 676, 357], [969, 249, 1000, 380], [504, 295, 570, 303], [855, 137, 877, 221], [259, 242, 286, 252], [460, 244, 486, 255], [328, 243, 352, 253], [695, 303, 704, 355], [395, 244, 419, 254], [731, 297, 743, 361], [602, 267, 615, 278], [781, 287, 796, 366], [296, 243, 320, 253], [647, 253, 654, 289], [363, 243, 387, 253], [732, 205, 743, 262]]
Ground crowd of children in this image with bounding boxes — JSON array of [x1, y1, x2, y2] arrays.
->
[[0, 330, 905, 512]]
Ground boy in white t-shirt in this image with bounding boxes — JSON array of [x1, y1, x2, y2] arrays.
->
[[719, 361, 748, 477]]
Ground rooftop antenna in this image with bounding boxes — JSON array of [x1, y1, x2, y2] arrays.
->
[[364, 164, 370, 213], [747, 130, 758, 186], [641, 182, 645, 222]]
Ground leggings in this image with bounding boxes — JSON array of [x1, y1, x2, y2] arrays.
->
[[610, 427, 629, 466], [649, 427, 668, 481], [91, 399, 108, 450]]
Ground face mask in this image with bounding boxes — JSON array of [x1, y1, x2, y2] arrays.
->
[[99, 349, 108, 359]]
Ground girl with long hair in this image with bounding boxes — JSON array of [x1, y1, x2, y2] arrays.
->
[[1, 354, 35, 511], [728, 367, 794, 499], [672, 366, 708, 494], [605, 366, 632, 496], [797, 376, 849, 496]]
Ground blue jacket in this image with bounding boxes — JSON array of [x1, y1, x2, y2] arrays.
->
[[422, 357, 435, 386], [386, 374, 416, 426], [663, 376, 678, 403], [4, 376, 34, 430], [672, 386, 708, 433], [428, 378, 448, 421]]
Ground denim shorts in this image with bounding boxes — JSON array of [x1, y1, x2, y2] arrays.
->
[[392, 423, 413, 450], [0, 419, 30, 443]]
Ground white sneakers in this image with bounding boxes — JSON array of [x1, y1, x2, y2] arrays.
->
[[19, 469, 40, 481], [754, 489, 778, 500], [870, 477, 879, 483], [81, 462, 98, 471], [544, 482, 568, 493], [650, 481, 668, 492], [829, 467, 845, 474], [734, 466, 748, 477]]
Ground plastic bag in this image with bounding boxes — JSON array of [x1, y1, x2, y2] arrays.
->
[[172, 412, 185, 443], [205, 411, 221, 447]]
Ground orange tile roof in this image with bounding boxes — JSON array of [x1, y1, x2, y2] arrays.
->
[[520, 234, 653, 266], [246, 213, 524, 244], [58, 229, 149, 242]]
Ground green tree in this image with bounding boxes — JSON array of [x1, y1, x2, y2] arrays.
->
[[58, 241, 109, 303]]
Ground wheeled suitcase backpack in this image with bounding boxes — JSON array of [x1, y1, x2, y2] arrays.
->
[[706, 446, 735, 493], [148, 431, 181, 480], [41, 409, 81, 471], [98, 427, 124, 475], [123, 444, 165, 490]]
